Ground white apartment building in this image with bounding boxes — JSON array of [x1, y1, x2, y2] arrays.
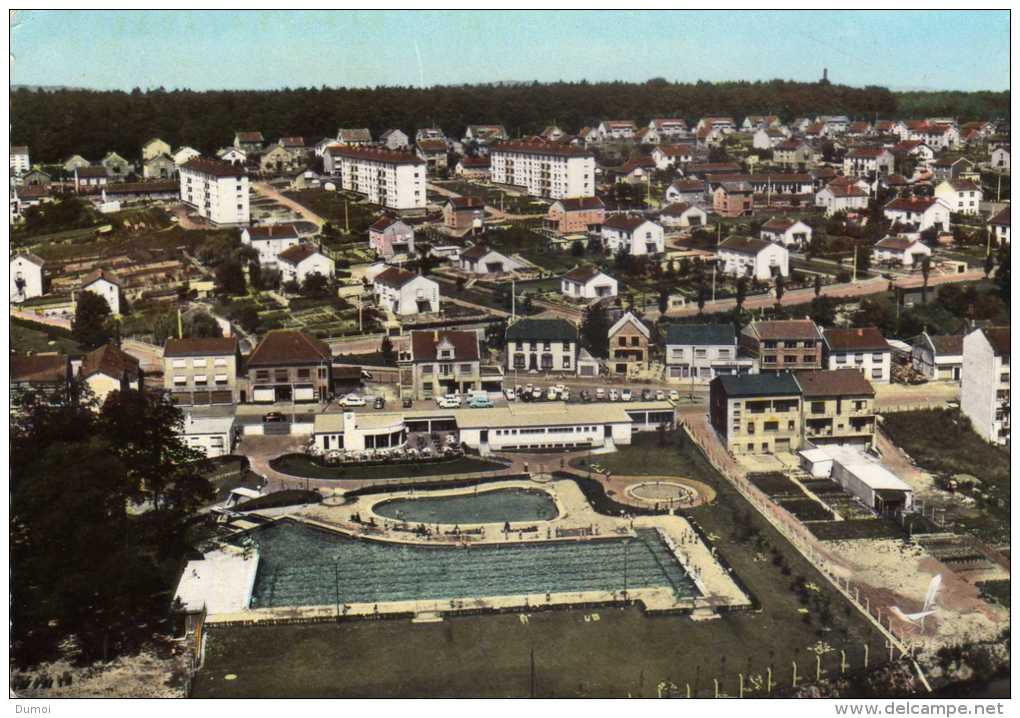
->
[[179, 157, 250, 225], [822, 327, 892, 384], [961, 326, 1010, 446], [505, 318, 579, 373], [240, 223, 301, 267], [373, 266, 440, 316], [664, 323, 753, 382], [10, 252, 44, 303], [10, 145, 30, 176], [326, 146, 426, 211], [489, 141, 595, 199]]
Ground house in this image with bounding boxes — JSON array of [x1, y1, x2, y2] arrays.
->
[[240, 223, 302, 266], [10, 145, 30, 176], [741, 319, 823, 372], [990, 144, 1010, 172], [578, 127, 599, 144], [752, 128, 788, 150], [597, 120, 637, 141], [416, 139, 449, 173], [843, 147, 894, 178], [712, 181, 755, 217], [80, 268, 122, 315], [664, 323, 752, 383], [709, 373, 803, 454], [883, 196, 951, 233], [773, 139, 814, 170], [216, 147, 247, 166], [11, 353, 70, 406], [234, 131, 265, 153], [379, 129, 410, 151], [415, 128, 447, 143], [63, 155, 91, 173], [560, 266, 617, 300], [313, 138, 341, 158], [760, 217, 812, 248], [278, 244, 336, 286], [368, 216, 415, 259], [822, 327, 892, 384], [989, 206, 1010, 246], [685, 162, 741, 179], [875, 120, 909, 140], [616, 156, 656, 184], [696, 117, 736, 134], [373, 266, 440, 316], [649, 118, 688, 139], [164, 336, 241, 405], [664, 179, 706, 205], [651, 144, 694, 170], [912, 332, 963, 382], [143, 154, 177, 179], [173, 147, 201, 166], [260, 145, 295, 173], [871, 236, 932, 268], [545, 196, 605, 235], [245, 330, 332, 404], [892, 140, 935, 165], [601, 215, 664, 256], [179, 410, 237, 458], [327, 146, 426, 211], [540, 126, 566, 141], [490, 141, 596, 199], [454, 155, 491, 179], [463, 125, 507, 145], [505, 319, 578, 373], [402, 329, 481, 400], [846, 121, 872, 138], [179, 157, 250, 225], [77, 344, 141, 404], [10, 252, 45, 303], [658, 202, 707, 229], [717, 236, 789, 280], [141, 138, 172, 162], [960, 326, 1010, 445], [443, 196, 486, 231], [934, 179, 983, 215], [21, 168, 52, 189], [336, 128, 372, 146], [795, 370, 876, 447], [74, 166, 109, 191], [101, 152, 132, 179], [459, 245, 524, 275], [633, 127, 660, 146], [815, 184, 868, 217], [932, 156, 974, 182], [607, 312, 650, 375]]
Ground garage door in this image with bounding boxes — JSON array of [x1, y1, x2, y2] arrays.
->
[[253, 387, 275, 403], [294, 385, 315, 402]]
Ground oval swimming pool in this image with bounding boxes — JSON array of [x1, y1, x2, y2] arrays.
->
[[372, 488, 559, 524]]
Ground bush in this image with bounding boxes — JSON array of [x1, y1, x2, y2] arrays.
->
[[234, 489, 322, 512]]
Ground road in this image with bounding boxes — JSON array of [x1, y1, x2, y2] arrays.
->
[[253, 182, 326, 228]]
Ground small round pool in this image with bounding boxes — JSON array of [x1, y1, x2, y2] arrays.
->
[[372, 488, 559, 524]]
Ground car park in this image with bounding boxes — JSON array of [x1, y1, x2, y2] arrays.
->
[[340, 394, 367, 408]]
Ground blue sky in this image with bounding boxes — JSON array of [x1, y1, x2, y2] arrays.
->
[[10, 10, 1010, 92]]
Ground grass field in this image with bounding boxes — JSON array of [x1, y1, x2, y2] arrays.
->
[[196, 431, 887, 697], [270, 453, 509, 481], [11, 318, 83, 354]]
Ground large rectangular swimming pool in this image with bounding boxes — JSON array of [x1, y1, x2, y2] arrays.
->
[[242, 521, 699, 608]]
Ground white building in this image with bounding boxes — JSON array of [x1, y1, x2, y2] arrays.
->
[[240, 223, 301, 267], [934, 179, 983, 215], [664, 323, 752, 382], [80, 268, 122, 315], [658, 202, 707, 229], [871, 236, 932, 268], [10, 145, 30, 176], [912, 332, 963, 382], [990, 145, 1010, 172], [649, 118, 688, 139], [843, 148, 895, 178], [489, 141, 595, 199], [180, 410, 237, 458], [989, 206, 1010, 246], [717, 236, 789, 280], [815, 184, 869, 217], [179, 157, 250, 226], [651, 144, 694, 170], [883, 196, 951, 233], [820, 446, 914, 513], [961, 326, 1010, 446], [336, 128, 373, 145], [278, 244, 335, 285], [173, 146, 201, 166], [597, 120, 637, 141], [506, 318, 579, 373], [216, 147, 247, 166], [760, 217, 812, 248], [326, 146, 426, 211], [10, 252, 44, 303], [601, 215, 664, 256], [379, 129, 410, 151], [560, 266, 618, 300], [373, 266, 440, 315], [459, 245, 525, 275], [823, 327, 892, 384]]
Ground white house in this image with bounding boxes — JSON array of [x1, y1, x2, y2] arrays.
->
[[459, 245, 525, 275], [368, 216, 415, 259], [380, 129, 410, 151], [658, 202, 707, 229], [505, 318, 579, 373], [934, 179, 983, 215], [76, 343, 141, 405], [173, 146, 201, 166], [989, 206, 1010, 246], [665, 179, 706, 205], [180, 411, 237, 458], [80, 268, 122, 315], [327, 146, 426, 211], [883, 196, 951, 233], [760, 217, 812, 248], [278, 244, 335, 285], [601, 215, 664, 256], [489, 141, 595, 199], [336, 128, 373, 145], [10, 252, 44, 303], [373, 266, 440, 316], [597, 120, 637, 141], [912, 332, 964, 382], [10, 145, 30, 176], [651, 144, 694, 171], [961, 326, 1010, 446], [990, 145, 1010, 172], [664, 323, 752, 382], [823, 327, 892, 384], [843, 147, 895, 178], [717, 236, 789, 280], [649, 118, 688, 139], [560, 266, 618, 300], [752, 128, 787, 150], [215, 147, 247, 166], [871, 236, 932, 268], [241, 223, 301, 267], [179, 157, 250, 225], [815, 184, 869, 217]]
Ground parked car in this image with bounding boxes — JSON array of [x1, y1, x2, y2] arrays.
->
[[560, 388, 570, 401], [445, 434, 458, 446], [504, 387, 516, 401], [468, 394, 494, 409], [655, 390, 666, 400], [608, 389, 619, 401], [373, 396, 385, 410], [547, 387, 558, 400], [340, 394, 366, 407], [263, 411, 286, 423], [402, 397, 413, 408], [669, 389, 680, 401], [641, 388, 652, 401], [532, 386, 543, 399], [580, 390, 591, 402], [621, 388, 633, 402], [436, 393, 462, 408], [595, 388, 606, 400]]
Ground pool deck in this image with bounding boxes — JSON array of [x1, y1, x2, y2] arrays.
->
[[204, 479, 750, 624]]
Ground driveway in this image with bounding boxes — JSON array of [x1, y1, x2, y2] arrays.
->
[[254, 182, 325, 228]]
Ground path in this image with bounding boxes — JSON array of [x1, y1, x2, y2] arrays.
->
[[252, 182, 325, 228], [11, 307, 71, 330]]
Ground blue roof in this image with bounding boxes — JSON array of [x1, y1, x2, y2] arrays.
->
[[665, 323, 736, 346]]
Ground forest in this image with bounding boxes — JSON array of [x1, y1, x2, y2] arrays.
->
[[10, 79, 1009, 163]]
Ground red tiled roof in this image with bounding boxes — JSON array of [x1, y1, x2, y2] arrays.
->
[[446, 196, 484, 210], [885, 196, 940, 212], [555, 196, 604, 211], [989, 206, 1010, 227], [373, 266, 421, 289], [244, 223, 301, 240], [719, 236, 772, 254], [80, 344, 140, 381], [81, 267, 122, 288], [246, 330, 330, 367], [603, 214, 651, 232], [491, 140, 593, 158], [369, 215, 405, 232], [929, 334, 964, 356], [11, 353, 68, 383], [823, 327, 889, 352], [795, 369, 875, 397], [164, 337, 239, 357], [328, 145, 425, 165], [874, 236, 920, 251], [410, 330, 479, 362], [181, 157, 247, 178], [235, 131, 264, 142], [982, 326, 1010, 356], [278, 243, 324, 265], [562, 266, 605, 283], [749, 319, 820, 341], [660, 202, 698, 217], [416, 139, 448, 152], [656, 144, 694, 157]]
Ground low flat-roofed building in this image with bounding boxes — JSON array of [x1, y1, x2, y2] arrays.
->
[[180, 407, 238, 458], [819, 445, 914, 514], [173, 549, 260, 633]]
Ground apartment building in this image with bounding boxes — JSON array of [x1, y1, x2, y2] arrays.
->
[[961, 326, 1010, 446], [933, 179, 983, 215], [163, 337, 241, 405], [178, 158, 249, 226], [10, 145, 29, 176], [326, 146, 426, 211], [795, 369, 876, 447], [664, 323, 753, 383], [822, 327, 892, 384], [843, 147, 894, 178], [505, 318, 579, 374], [741, 319, 823, 372], [402, 330, 481, 400], [490, 141, 595, 199], [245, 330, 332, 404], [709, 373, 803, 454]]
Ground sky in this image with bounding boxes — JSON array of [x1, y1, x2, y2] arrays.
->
[[9, 10, 1011, 92]]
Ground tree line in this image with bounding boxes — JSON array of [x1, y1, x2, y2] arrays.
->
[[11, 79, 1007, 164]]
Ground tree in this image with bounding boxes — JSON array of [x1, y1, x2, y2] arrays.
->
[[984, 251, 995, 279], [920, 255, 932, 304], [809, 296, 837, 327], [380, 335, 395, 364], [456, 276, 466, 293], [657, 288, 669, 314], [236, 305, 260, 334], [697, 285, 707, 314], [72, 291, 113, 349], [735, 277, 748, 312], [814, 274, 823, 298], [570, 240, 585, 257], [581, 303, 610, 357], [774, 274, 785, 305], [186, 311, 223, 338], [215, 259, 247, 296], [301, 271, 331, 298], [854, 243, 872, 275], [996, 243, 1010, 303]]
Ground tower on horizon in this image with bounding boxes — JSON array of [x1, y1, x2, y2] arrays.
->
[[820, 68, 831, 85]]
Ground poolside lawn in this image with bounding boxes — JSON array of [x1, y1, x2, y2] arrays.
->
[[572, 431, 715, 482], [270, 454, 509, 481]]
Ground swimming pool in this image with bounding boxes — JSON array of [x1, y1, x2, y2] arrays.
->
[[372, 488, 559, 524], [242, 521, 699, 608]]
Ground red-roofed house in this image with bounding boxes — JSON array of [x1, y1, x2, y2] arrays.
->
[[871, 236, 932, 268], [403, 329, 482, 400], [372, 267, 440, 316], [883, 196, 951, 232], [934, 179, 983, 215], [560, 266, 618, 300], [368, 216, 415, 259], [245, 330, 332, 404], [546, 196, 605, 235], [601, 215, 664, 255], [278, 244, 335, 285]]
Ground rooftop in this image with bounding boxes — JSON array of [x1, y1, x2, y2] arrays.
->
[[246, 330, 331, 367], [823, 326, 890, 352], [506, 318, 578, 343], [794, 369, 875, 398], [665, 323, 736, 347], [181, 157, 247, 178], [713, 373, 801, 398], [164, 337, 239, 358]]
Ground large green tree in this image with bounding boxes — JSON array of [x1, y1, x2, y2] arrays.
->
[[72, 290, 114, 349]]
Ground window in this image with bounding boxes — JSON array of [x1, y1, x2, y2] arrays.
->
[[255, 370, 270, 381], [274, 370, 288, 382], [173, 375, 187, 386], [194, 375, 208, 387], [214, 357, 228, 367], [871, 368, 883, 379], [297, 368, 311, 379], [171, 359, 187, 368], [695, 349, 707, 359], [811, 401, 825, 414], [763, 421, 779, 432], [618, 337, 627, 347]]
